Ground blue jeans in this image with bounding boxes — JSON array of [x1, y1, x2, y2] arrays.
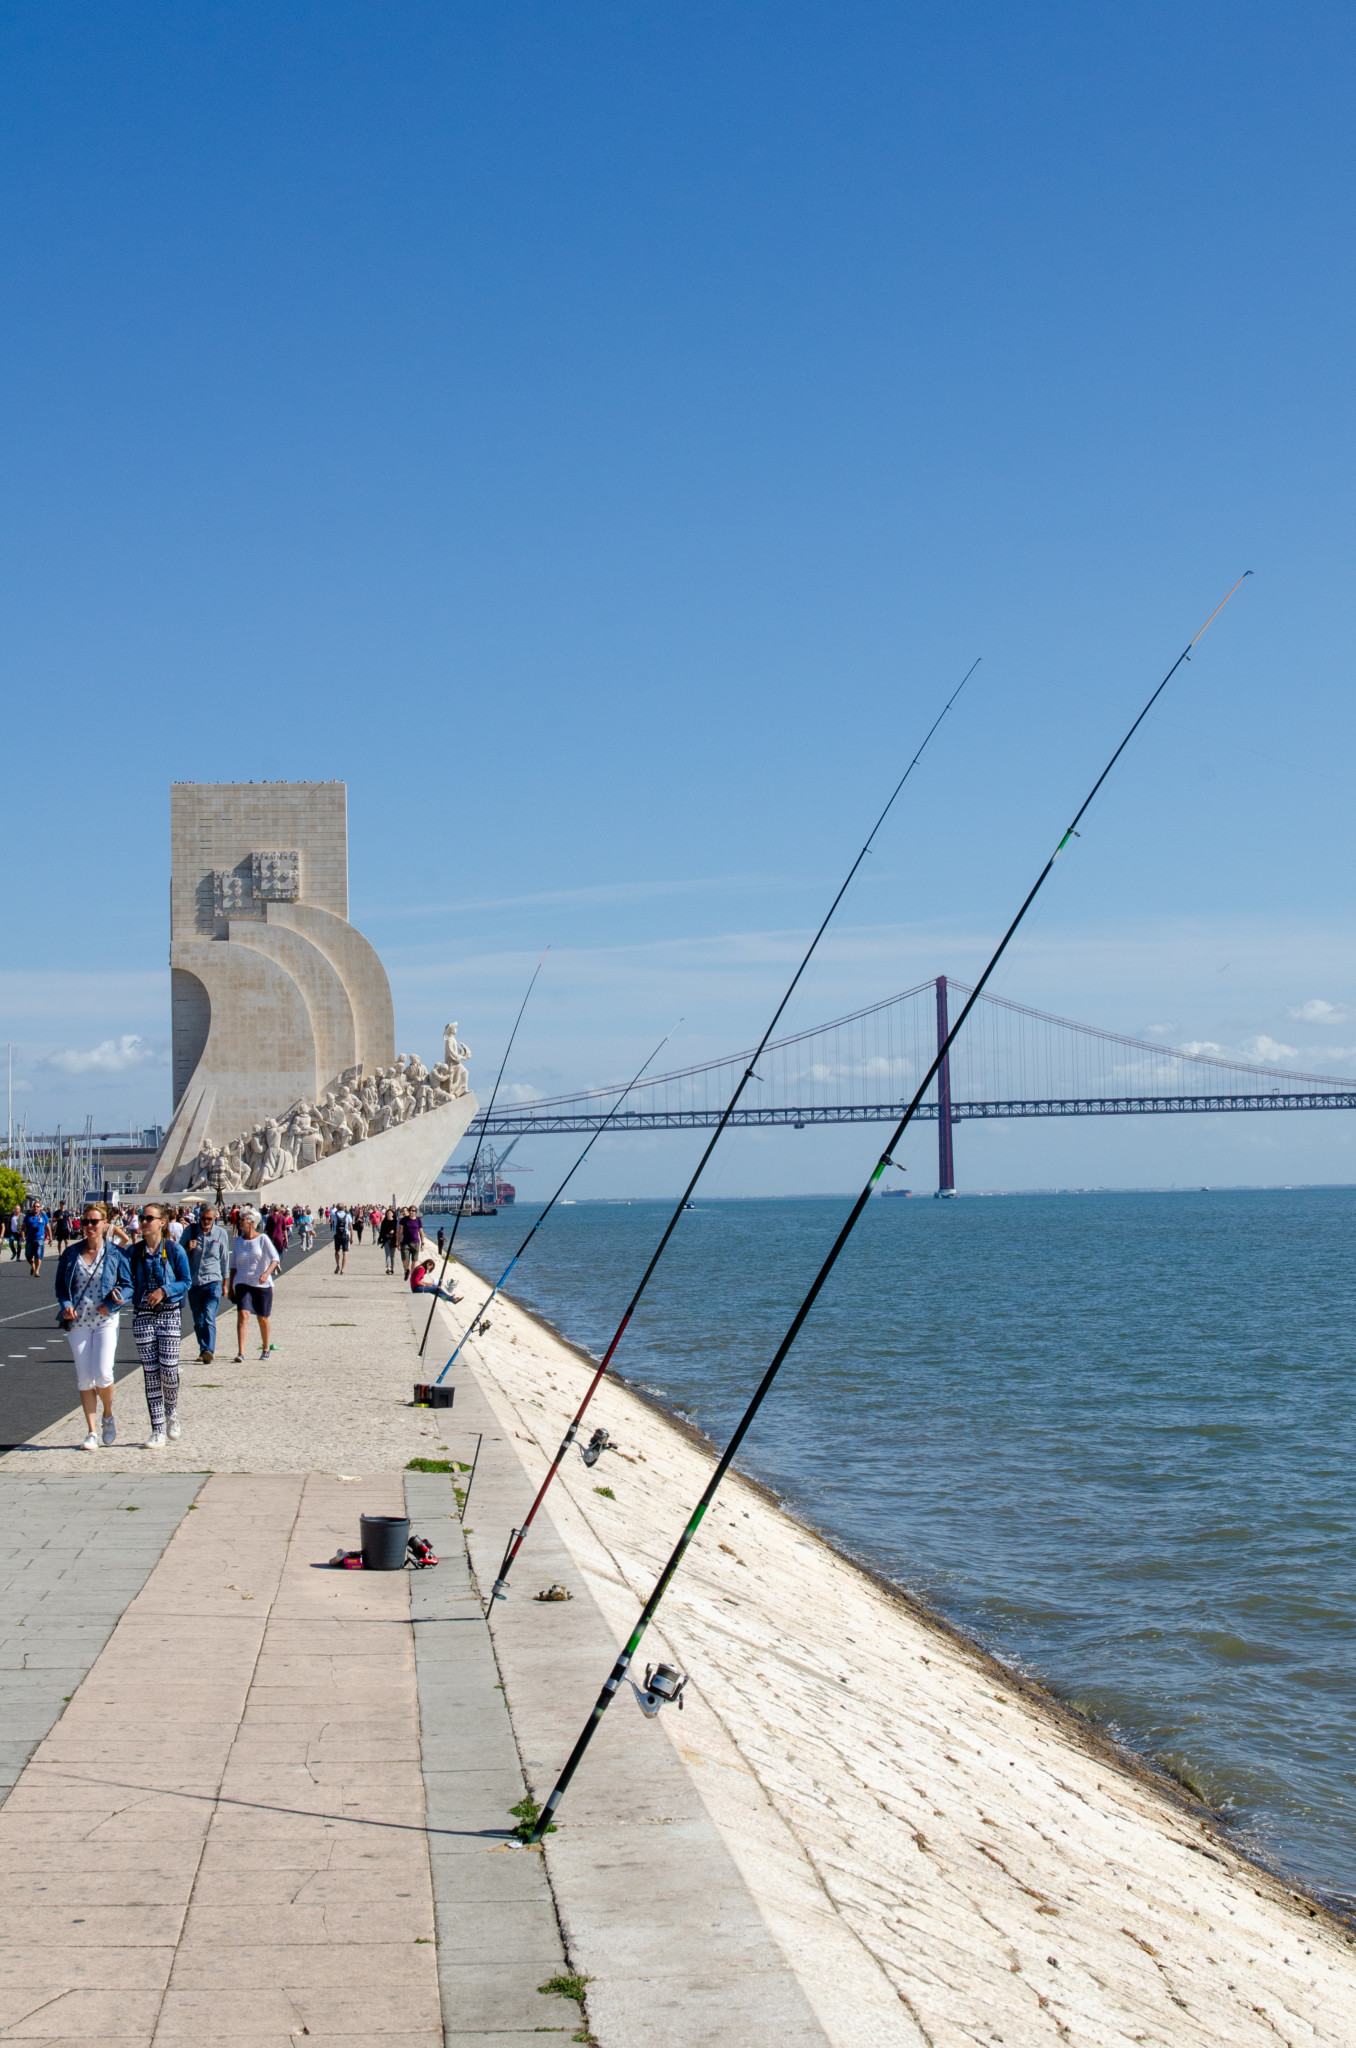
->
[[189, 1283, 221, 1356]]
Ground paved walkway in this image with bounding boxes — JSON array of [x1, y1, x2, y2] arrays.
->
[[0, 1238, 822, 2044], [0, 1473, 205, 1804], [0, 1472, 453, 2044]]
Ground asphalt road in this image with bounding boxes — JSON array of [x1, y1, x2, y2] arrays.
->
[[0, 1228, 322, 1454]]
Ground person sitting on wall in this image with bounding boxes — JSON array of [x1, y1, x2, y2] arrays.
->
[[409, 1259, 462, 1304]]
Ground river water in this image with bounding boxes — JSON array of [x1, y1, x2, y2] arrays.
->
[[432, 1187, 1356, 1913]]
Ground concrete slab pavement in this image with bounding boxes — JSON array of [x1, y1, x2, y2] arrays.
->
[[403, 1470, 569, 2044], [0, 1473, 206, 1805], [0, 1472, 448, 2046]]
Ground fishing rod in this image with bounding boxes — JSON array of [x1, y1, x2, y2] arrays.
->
[[527, 573, 1252, 1844], [431, 1023, 679, 1387], [417, 951, 547, 1357], [488, 658, 979, 1605]]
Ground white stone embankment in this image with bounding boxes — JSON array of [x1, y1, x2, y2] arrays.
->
[[430, 1273, 1356, 2047]]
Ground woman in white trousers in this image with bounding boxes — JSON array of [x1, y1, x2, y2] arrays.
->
[[54, 1204, 130, 1451]]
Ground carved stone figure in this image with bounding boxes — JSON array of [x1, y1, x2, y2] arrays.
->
[[322, 1094, 352, 1152], [290, 1107, 324, 1169], [243, 1128, 267, 1189], [259, 1119, 285, 1183], [338, 1086, 368, 1143], [378, 1075, 406, 1128], [185, 1141, 217, 1194], [441, 1024, 472, 1099]]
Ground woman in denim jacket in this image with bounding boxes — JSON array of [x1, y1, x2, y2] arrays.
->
[[54, 1202, 130, 1451], [128, 1203, 191, 1448]]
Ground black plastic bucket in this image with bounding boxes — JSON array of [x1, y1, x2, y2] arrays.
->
[[360, 1514, 410, 1571]]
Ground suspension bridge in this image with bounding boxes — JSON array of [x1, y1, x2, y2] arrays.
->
[[467, 977, 1356, 1192]]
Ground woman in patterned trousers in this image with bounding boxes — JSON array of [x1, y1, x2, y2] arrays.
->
[[128, 1204, 192, 1449]]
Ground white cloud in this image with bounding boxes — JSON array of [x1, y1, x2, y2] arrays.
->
[[1242, 1035, 1299, 1063], [1287, 999, 1354, 1024], [41, 1035, 168, 1076], [1177, 1036, 1300, 1065]]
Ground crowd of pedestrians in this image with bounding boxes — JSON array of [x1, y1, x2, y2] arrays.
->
[[7, 1191, 448, 1453]]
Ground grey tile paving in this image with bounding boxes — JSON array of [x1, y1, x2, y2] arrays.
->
[[0, 1472, 205, 1803], [405, 1471, 570, 2043]]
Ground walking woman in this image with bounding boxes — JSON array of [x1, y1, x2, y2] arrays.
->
[[129, 1203, 191, 1448], [378, 1207, 398, 1274], [228, 1208, 281, 1361], [55, 1203, 130, 1451]]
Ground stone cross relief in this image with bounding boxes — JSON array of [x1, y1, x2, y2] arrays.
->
[[185, 1027, 472, 1193]]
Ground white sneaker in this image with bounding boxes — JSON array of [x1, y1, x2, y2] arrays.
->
[[167, 1417, 181, 1440], [82, 1430, 98, 1452], [102, 1415, 117, 1445], [145, 1430, 167, 1450]]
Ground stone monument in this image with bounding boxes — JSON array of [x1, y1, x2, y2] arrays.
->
[[147, 782, 478, 1205]]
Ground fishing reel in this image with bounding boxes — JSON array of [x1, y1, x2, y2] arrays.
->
[[580, 1427, 616, 1468], [630, 1662, 688, 1718]]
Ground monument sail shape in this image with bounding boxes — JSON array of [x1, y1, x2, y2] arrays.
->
[[148, 782, 478, 1204]]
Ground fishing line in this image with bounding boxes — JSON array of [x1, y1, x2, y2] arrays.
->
[[527, 573, 1252, 1843], [431, 1022, 679, 1386], [487, 658, 980, 1604], [417, 951, 548, 1358]]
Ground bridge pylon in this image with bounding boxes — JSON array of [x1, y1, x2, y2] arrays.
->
[[936, 976, 957, 1197]]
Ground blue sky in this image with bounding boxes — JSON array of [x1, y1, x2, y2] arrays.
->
[[4, 2, 1355, 1193]]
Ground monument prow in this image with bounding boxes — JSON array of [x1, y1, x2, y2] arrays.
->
[[147, 782, 477, 1200]]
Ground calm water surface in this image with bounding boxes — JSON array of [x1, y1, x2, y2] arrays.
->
[[433, 1188, 1356, 1911]]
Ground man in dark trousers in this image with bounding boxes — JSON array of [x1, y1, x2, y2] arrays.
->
[[23, 1203, 49, 1277], [181, 1204, 231, 1364]]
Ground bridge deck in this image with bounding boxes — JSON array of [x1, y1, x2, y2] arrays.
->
[[470, 1091, 1356, 1136]]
